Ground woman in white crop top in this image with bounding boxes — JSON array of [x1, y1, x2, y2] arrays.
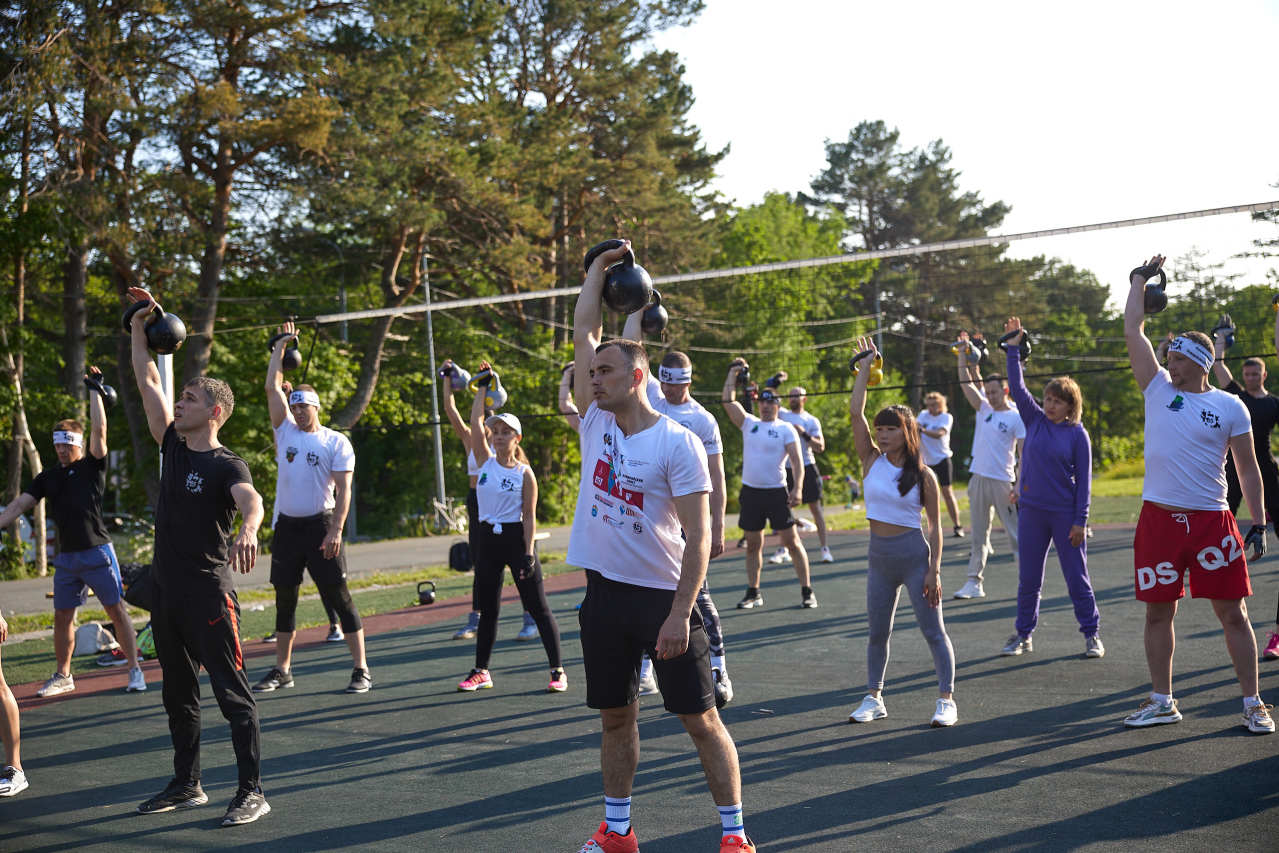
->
[[848, 336, 958, 728], [459, 361, 566, 695]]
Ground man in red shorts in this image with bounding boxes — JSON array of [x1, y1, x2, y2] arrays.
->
[[1124, 255, 1274, 734]]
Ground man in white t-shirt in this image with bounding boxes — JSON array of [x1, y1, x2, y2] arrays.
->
[[917, 392, 964, 538], [771, 386, 834, 565], [722, 365, 814, 610], [252, 322, 371, 696], [1122, 256, 1273, 734], [571, 239, 754, 853], [956, 332, 1025, 599]]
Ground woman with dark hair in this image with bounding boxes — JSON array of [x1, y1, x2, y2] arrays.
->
[[999, 317, 1101, 659], [847, 337, 957, 727]]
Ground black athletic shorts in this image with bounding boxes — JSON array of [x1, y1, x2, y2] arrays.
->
[[785, 463, 823, 504], [928, 458, 953, 487], [270, 511, 348, 587], [578, 570, 715, 715], [738, 484, 795, 533]]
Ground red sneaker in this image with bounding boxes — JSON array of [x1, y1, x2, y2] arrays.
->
[[1263, 631, 1279, 660], [578, 821, 639, 853], [457, 669, 493, 692], [720, 835, 756, 852]]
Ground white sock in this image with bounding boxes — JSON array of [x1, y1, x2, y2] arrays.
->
[[1243, 695, 1262, 710], [711, 655, 725, 674], [1151, 692, 1173, 705], [604, 796, 631, 835], [639, 656, 654, 681]]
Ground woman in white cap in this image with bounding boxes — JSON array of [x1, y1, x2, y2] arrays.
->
[[458, 362, 566, 693]]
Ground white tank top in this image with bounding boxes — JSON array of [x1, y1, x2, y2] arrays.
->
[[476, 457, 528, 528], [863, 456, 923, 528]]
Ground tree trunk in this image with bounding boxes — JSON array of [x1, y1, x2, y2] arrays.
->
[[63, 239, 89, 409], [112, 266, 160, 506], [182, 143, 234, 384]]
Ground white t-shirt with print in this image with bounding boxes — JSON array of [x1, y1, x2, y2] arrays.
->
[[739, 414, 799, 489], [969, 399, 1025, 482], [273, 420, 355, 522], [1142, 369, 1252, 510], [567, 403, 711, 590], [475, 457, 528, 526], [916, 410, 953, 466], [778, 409, 822, 467], [646, 377, 723, 457]]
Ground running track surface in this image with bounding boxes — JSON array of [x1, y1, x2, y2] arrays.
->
[[3, 527, 1278, 852]]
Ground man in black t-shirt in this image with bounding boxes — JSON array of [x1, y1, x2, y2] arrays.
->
[[126, 287, 270, 828], [1209, 346, 1279, 525], [0, 368, 145, 696]]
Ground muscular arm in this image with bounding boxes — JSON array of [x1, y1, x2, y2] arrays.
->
[[128, 290, 172, 444], [957, 344, 984, 411], [806, 424, 826, 454], [1230, 431, 1266, 531], [265, 328, 295, 430], [469, 383, 493, 462], [558, 367, 581, 432], [441, 382, 472, 445], [784, 438, 804, 507], [707, 453, 726, 559], [88, 376, 108, 459], [322, 470, 352, 559], [1211, 333, 1234, 388], [622, 305, 643, 341], [228, 482, 264, 573], [720, 369, 747, 429], [1124, 260, 1163, 392], [574, 242, 630, 411], [0, 493, 37, 530], [655, 490, 711, 660]]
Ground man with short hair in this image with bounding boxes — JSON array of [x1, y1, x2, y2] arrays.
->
[[126, 287, 273, 824], [252, 321, 369, 695], [723, 367, 814, 610], [1209, 346, 1279, 530], [1124, 256, 1273, 734], [955, 332, 1025, 599], [774, 385, 834, 564], [0, 368, 145, 696], [572, 240, 754, 853]]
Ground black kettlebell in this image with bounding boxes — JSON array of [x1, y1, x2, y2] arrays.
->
[[417, 580, 436, 606], [764, 370, 788, 390], [731, 357, 750, 386], [1211, 314, 1236, 350], [998, 328, 1032, 362], [267, 332, 303, 371], [584, 240, 653, 315], [1132, 262, 1168, 314], [122, 300, 187, 354], [83, 374, 118, 409], [640, 290, 668, 336]]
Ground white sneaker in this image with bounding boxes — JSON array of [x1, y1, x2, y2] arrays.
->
[[796, 517, 817, 533], [36, 672, 74, 698], [126, 667, 147, 693], [819, 546, 834, 563], [1243, 702, 1275, 734], [0, 766, 28, 797], [637, 670, 659, 696], [1085, 635, 1105, 659], [848, 694, 887, 723], [767, 547, 790, 564], [953, 579, 985, 599], [931, 698, 958, 727], [325, 625, 345, 643]]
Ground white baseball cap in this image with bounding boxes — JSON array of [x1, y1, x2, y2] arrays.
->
[[486, 413, 522, 435]]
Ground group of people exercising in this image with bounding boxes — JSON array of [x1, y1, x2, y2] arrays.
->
[[0, 248, 1276, 853]]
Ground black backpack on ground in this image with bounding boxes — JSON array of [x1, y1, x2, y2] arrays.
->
[[448, 541, 472, 572]]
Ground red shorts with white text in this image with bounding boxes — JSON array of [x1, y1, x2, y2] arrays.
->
[[1132, 501, 1252, 602]]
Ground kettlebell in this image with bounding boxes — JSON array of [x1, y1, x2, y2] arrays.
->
[[122, 300, 187, 354], [1132, 262, 1168, 314], [583, 239, 652, 315], [764, 370, 788, 390], [267, 332, 303, 371], [417, 580, 436, 606], [83, 374, 118, 409], [849, 350, 884, 386], [467, 368, 508, 411], [997, 328, 1033, 362], [1211, 314, 1236, 350], [640, 290, 668, 336], [438, 361, 472, 391], [730, 357, 750, 386], [1272, 294, 1279, 314]]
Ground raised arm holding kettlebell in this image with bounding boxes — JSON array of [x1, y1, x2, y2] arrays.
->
[[265, 320, 299, 430]]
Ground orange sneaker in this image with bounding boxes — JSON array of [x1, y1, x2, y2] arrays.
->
[[578, 821, 639, 853], [720, 835, 756, 852]]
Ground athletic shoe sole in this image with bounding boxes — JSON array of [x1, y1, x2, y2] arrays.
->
[[138, 792, 209, 813], [736, 599, 764, 610], [1124, 713, 1182, 728]]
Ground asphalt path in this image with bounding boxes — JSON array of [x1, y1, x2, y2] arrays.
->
[[3, 527, 1278, 851]]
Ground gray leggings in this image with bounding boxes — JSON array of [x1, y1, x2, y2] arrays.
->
[[866, 529, 956, 694]]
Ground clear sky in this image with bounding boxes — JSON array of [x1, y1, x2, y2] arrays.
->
[[652, 0, 1279, 309]]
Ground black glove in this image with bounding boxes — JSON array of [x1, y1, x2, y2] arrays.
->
[[1130, 261, 1164, 282], [517, 554, 537, 581], [1244, 524, 1267, 560]]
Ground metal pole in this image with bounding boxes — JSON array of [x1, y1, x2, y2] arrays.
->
[[422, 253, 446, 510]]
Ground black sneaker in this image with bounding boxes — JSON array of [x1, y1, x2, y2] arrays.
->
[[801, 589, 819, 609], [345, 667, 372, 694], [221, 788, 271, 826], [736, 591, 764, 610], [138, 778, 208, 813], [252, 666, 294, 693]]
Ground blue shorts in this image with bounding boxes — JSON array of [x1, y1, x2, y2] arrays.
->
[[52, 543, 123, 610]]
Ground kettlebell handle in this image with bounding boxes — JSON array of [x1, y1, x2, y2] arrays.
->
[[1131, 265, 1167, 290], [849, 349, 875, 373], [583, 239, 626, 273], [267, 331, 297, 351], [121, 300, 157, 333]]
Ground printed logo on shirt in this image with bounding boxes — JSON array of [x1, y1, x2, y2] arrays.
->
[[499, 476, 517, 491], [592, 458, 645, 509], [985, 413, 993, 422], [478, 472, 488, 485], [997, 421, 1011, 434], [286, 445, 298, 463], [306, 451, 320, 466], [767, 428, 779, 438], [185, 472, 204, 495], [1167, 395, 1185, 412], [632, 522, 643, 535], [751, 425, 760, 433], [1200, 410, 1220, 429]]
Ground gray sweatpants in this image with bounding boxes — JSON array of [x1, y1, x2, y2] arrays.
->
[[866, 529, 956, 695], [966, 472, 1019, 582]]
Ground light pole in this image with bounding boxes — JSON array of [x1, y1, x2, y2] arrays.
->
[[421, 252, 446, 513]]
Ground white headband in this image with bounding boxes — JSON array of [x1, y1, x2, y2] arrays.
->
[[1168, 336, 1214, 372], [53, 430, 83, 447], [658, 365, 692, 385], [289, 389, 321, 408]]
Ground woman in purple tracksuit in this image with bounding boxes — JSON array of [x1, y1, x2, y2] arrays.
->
[[999, 317, 1103, 659]]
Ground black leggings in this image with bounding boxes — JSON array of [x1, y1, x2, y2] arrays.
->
[[474, 521, 561, 671], [467, 488, 481, 611], [275, 581, 362, 634], [1225, 454, 1279, 624]]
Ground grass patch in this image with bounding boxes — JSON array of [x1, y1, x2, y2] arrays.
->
[[1, 552, 577, 687]]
